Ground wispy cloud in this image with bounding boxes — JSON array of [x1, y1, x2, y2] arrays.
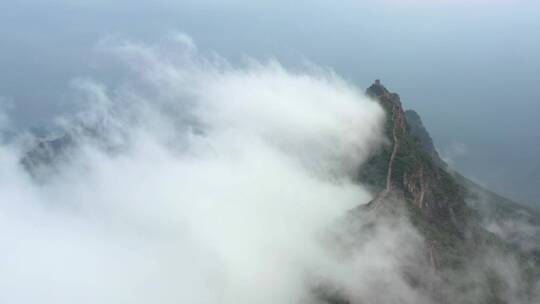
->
[[0, 34, 392, 303]]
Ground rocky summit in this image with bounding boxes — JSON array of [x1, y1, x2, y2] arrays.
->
[[361, 81, 466, 232]]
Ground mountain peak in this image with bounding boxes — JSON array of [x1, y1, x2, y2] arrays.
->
[[359, 82, 467, 236], [366, 79, 389, 98]]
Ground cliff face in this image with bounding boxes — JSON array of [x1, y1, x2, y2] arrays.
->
[[359, 81, 467, 234], [404, 109, 445, 167]]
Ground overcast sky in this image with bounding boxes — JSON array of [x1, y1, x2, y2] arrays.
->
[[0, 0, 539, 206]]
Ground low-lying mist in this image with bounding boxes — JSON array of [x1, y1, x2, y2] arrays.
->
[[2, 34, 538, 304], [0, 35, 422, 303]]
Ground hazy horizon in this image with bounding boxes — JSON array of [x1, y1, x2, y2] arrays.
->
[[1, 2, 540, 303], [1, 0, 539, 206]]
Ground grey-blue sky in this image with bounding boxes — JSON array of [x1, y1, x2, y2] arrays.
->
[[0, 0, 539, 205]]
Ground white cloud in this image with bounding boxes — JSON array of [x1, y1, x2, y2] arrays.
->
[[0, 35, 400, 304], [1, 33, 535, 304]]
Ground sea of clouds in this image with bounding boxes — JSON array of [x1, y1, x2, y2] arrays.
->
[[0, 33, 537, 304], [0, 34, 415, 304]]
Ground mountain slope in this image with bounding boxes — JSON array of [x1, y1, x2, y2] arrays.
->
[[354, 80, 540, 303], [404, 109, 445, 168], [359, 80, 467, 235]]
